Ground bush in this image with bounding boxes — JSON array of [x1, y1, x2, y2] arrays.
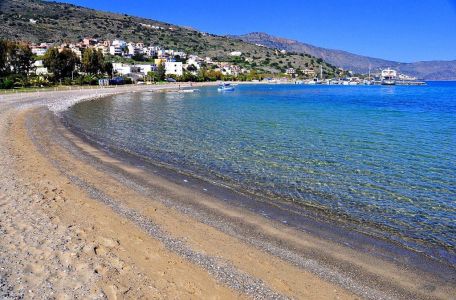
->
[[0, 78, 14, 89]]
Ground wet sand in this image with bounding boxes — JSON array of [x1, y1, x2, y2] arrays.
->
[[0, 85, 454, 299]]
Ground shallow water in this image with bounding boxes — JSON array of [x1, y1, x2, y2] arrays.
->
[[64, 82, 456, 265]]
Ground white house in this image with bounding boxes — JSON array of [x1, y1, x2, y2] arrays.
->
[[165, 62, 183, 76], [31, 46, 48, 56], [136, 64, 157, 75], [230, 51, 242, 57], [286, 68, 296, 76], [109, 45, 123, 56], [127, 44, 137, 56], [186, 55, 202, 67], [127, 43, 142, 56], [143, 47, 157, 57], [112, 63, 132, 75]]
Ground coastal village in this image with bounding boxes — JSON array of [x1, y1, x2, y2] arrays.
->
[[1, 31, 424, 89], [25, 37, 422, 86], [29, 37, 249, 83]]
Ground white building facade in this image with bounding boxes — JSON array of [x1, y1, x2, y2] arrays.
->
[[165, 62, 183, 76]]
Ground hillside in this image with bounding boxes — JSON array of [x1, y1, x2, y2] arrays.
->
[[235, 32, 456, 80], [0, 0, 339, 76]]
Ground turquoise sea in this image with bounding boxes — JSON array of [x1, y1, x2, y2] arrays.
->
[[63, 82, 456, 265]]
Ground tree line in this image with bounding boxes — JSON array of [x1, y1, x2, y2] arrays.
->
[[0, 39, 113, 89], [0, 40, 35, 88]]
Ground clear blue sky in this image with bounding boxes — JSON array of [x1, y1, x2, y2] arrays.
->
[[54, 0, 456, 62]]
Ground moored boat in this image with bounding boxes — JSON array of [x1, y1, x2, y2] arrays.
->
[[381, 68, 397, 85], [217, 83, 235, 92]]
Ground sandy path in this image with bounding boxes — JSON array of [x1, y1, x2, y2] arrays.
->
[[0, 86, 454, 299]]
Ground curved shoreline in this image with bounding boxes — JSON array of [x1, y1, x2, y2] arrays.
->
[[62, 101, 456, 273], [1, 86, 455, 299], [62, 87, 455, 268]]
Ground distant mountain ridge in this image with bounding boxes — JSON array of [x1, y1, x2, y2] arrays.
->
[[234, 32, 456, 80]]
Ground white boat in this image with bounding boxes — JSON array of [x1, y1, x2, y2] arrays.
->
[[179, 89, 198, 93], [217, 83, 235, 92], [381, 68, 397, 85], [167, 89, 198, 94]]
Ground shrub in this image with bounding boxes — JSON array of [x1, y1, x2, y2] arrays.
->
[[0, 78, 14, 89]]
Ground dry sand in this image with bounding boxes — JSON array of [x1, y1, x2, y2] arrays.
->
[[0, 84, 454, 299]]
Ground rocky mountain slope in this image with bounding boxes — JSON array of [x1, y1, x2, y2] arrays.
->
[[0, 0, 339, 75], [235, 32, 456, 80]]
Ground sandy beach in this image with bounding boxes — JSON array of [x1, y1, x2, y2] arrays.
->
[[0, 84, 454, 300]]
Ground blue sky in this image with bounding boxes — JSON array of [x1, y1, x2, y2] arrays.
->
[[54, 0, 456, 62]]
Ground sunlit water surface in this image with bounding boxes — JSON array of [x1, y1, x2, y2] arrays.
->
[[64, 82, 456, 264]]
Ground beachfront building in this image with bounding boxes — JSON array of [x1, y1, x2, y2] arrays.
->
[[112, 63, 132, 76], [165, 61, 183, 76], [301, 68, 316, 77], [398, 73, 417, 81], [136, 64, 157, 75], [286, 68, 296, 77]]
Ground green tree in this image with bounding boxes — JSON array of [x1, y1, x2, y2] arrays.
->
[[81, 48, 104, 75], [197, 67, 206, 82], [157, 63, 166, 81], [9, 43, 35, 76], [0, 40, 9, 76], [181, 71, 196, 82], [146, 71, 156, 82], [186, 64, 197, 72], [42, 48, 59, 78], [132, 53, 145, 62], [43, 48, 80, 81], [103, 61, 113, 78]]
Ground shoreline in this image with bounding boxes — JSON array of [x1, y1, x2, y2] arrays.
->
[[1, 86, 455, 299], [62, 101, 456, 273], [62, 84, 456, 268]]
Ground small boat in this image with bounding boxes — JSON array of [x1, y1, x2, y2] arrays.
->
[[167, 89, 199, 94], [178, 89, 198, 93], [217, 83, 235, 92]]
